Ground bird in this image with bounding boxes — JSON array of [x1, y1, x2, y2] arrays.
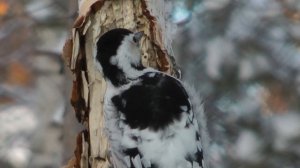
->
[[94, 28, 208, 168]]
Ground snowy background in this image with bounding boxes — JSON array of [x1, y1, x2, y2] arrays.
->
[[174, 0, 300, 167], [0, 0, 79, 167], [0, 0, 299, 167]]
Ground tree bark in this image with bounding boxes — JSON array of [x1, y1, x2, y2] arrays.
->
[[63, 0, 178, 167]]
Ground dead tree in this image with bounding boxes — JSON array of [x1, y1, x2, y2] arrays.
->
[[63, 0, 178, 167]]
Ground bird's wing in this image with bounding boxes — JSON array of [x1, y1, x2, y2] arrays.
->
[[112, 72, 191, 130], [112, 72, 204, 168]]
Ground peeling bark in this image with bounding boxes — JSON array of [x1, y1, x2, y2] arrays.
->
[[62, 0, 177, 167]]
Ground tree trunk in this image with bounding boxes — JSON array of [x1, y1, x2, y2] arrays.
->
[[62, 0, 178, 167]]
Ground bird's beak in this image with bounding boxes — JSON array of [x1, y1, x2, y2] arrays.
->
[[133, 31, 144, 42]]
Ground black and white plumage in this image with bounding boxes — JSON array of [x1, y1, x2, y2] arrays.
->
[[94, 28, 208, 168]]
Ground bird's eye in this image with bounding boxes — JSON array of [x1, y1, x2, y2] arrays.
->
[[133, 36, 138, 43]]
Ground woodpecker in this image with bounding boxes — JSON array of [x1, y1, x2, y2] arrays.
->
[[94, 28, 208, 168]]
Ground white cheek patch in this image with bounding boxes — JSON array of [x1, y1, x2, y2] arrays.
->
[[180, 105, 188, 112], [110, 56, 118, 65]]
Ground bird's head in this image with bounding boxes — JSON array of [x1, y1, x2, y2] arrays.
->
[[94, 28, 144, 86]]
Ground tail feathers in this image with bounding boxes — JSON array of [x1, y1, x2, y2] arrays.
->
[[123, 148, 158, 168]]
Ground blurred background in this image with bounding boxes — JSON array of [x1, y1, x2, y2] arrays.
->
[[0, 0, 299, 168], [0, 0, 80, 167]]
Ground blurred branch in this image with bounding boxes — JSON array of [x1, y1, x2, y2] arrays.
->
[[32, 49, 64, 74], [33, 49, 61, 58]]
